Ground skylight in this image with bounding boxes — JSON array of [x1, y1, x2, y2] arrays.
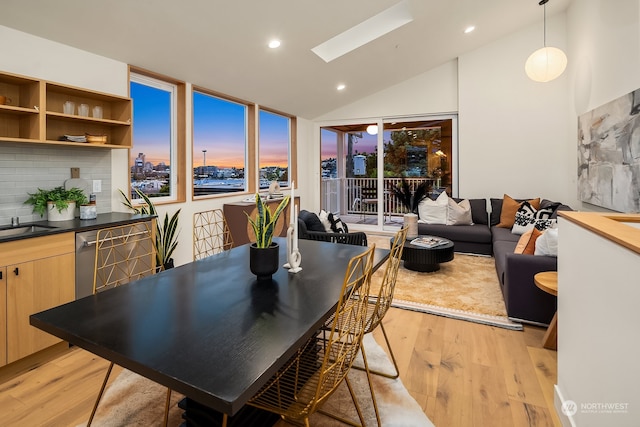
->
[[311, 0, 413, 63]]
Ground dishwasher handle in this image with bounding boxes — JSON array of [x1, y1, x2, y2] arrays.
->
[[82, 230, 151, 247]]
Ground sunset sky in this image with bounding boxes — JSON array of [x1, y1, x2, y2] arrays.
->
[[131, 82, 289, 168]]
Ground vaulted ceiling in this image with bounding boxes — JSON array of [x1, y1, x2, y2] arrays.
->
[[0, 0, 571, 119]]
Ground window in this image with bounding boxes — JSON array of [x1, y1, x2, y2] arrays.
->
[[193, 90, 248, 196], [258, 109, 292, 189], [129, 72, 179, 202]]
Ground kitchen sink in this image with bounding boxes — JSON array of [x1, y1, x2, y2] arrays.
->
[[0, 224, 58, 238]]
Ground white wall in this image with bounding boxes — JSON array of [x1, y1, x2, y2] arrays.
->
[[458, 13, 574, 205], [555, 1, 640, 426], [557, 216, 640, 426]]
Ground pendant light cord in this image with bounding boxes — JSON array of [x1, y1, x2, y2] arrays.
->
[[540, 0, 549, 47]]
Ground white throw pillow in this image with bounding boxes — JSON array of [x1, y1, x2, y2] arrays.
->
[[418, 191, 448, 225], [317, 210, 332, 232], [446, 198, 473, 226], [535, 228, 558, 256]]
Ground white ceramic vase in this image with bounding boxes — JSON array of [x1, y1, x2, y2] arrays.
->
[[47, 201, 76, 221], [404, 213, 419, 239]]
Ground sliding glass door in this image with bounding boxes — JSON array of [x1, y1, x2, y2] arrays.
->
[[320, 115, 457, 231]]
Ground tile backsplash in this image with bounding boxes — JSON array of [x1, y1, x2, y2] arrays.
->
[[0, 143, 112, 225]]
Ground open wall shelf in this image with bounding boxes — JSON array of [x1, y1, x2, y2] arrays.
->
[[0, 70, 132, 149]]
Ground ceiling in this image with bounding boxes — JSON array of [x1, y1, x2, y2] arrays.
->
[[0, 0, 571, 120]]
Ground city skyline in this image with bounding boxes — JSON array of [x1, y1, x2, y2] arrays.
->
[[132, 82, 289, 168]]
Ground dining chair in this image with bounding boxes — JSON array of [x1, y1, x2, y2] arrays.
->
[[362, 225, 408, 379], [247, 245, 376, 427], [348, 226, 408, 427], [88, 222, 173, 427], [193, 208, 234, 260]]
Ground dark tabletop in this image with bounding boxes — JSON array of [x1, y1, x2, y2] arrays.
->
[[30, 237, 389, 415]]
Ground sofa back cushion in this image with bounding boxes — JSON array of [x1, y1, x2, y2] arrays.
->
[[299, 210, 326, 232]]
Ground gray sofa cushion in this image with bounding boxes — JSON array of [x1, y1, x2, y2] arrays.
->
[[298, 210, 325, 232], [490, 226, 520, 244], [418, 223, 491, 244]]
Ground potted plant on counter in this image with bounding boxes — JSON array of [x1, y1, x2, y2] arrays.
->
[[119, 189, 180, 271], [246, 193, 290, 281], [25, 186, 88, 221]]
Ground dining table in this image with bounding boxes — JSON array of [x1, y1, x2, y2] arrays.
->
[[30, 237, 389, 425]]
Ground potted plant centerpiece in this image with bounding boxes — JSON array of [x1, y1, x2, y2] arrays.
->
[[390, 177, 430, 239], [25, 186, 88, 221], [246, 193, 290, 281], [119, 189, 180, 271]]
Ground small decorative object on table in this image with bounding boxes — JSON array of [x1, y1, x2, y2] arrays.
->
[[246, 193, 290, 281], [410, 236, 448, 248], [283, 182, 302, 273]]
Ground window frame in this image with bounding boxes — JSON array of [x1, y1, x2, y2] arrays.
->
[[128, 67, 186, 205], [191, 87, 252, 199], [258, 107, 295, 190]]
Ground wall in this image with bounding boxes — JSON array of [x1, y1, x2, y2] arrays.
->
[[557, 216, 640, 426], [0, 25, 310, 266], [555, 1, 640, 426], [0, 143, 111, 224], [314, 14, 576, 213], [458, 13, 574, 205]]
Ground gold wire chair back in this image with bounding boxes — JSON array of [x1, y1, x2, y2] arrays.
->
[[248, 245, 376, 426], [193, 209, 234, 260], [93, 222, 156, 294], [365, 226, 408, 333]]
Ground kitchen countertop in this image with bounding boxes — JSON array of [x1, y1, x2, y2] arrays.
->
[[0, 212, 157, 243]]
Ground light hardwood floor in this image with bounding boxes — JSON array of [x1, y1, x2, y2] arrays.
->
[[0, 308, 559, 427]]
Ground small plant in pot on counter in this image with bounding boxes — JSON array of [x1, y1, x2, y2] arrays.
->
[[25, 186, 88, 219], [119, 189, 180, 271]]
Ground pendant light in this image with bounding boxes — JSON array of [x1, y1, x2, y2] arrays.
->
[[525, 0, 567, 82]]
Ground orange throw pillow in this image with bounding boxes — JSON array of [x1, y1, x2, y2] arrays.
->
[[514, 228, 542, 254], [497, 194, 540, 228]]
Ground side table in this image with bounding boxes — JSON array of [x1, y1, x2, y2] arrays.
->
[[534, 271, 558, 350]]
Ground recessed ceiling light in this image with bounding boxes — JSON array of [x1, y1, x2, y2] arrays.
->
[[337, 84, 346, 91], [268, 39, 281, 49], [464, 26, 475, 34]]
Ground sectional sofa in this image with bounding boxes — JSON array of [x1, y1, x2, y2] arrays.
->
[[418, 197, 570, 325]]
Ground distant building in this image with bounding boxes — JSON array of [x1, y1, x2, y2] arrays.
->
[[353, 155, 366, 176]]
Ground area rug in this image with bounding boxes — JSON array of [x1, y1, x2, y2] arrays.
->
[[86, 335, 433, 426], [367, 233, 523, 330]]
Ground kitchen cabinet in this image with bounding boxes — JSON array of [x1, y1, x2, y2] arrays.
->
[[0, 70, 132, 149], [1, 233, 75, 366]]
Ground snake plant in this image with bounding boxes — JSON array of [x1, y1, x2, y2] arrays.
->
[[246, 193, 290, 248]]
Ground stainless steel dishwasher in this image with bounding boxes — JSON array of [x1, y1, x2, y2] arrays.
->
[[75, 222, 152, 299]]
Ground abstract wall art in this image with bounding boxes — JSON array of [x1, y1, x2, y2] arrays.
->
[[578, 88, 640, 213]]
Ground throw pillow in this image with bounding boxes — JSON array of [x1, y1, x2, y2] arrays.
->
[[327, 212, 348, 233], [497, 194, 540, 228], [298, 210, 325, 232], [511, 202, 555, 235], [318, 210, 332, 232], [535, 228, 558, 256], [514, 228, 542, 254], [418, 191, 448, 225], [446, 198, 473, 225]]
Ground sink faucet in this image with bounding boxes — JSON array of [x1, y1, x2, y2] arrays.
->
[[11, 217, 19, 227]]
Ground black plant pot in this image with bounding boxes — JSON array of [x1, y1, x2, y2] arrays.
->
[[249, 243, 279, 281]]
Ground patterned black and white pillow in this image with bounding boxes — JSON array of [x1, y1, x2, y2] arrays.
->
[[327, 213, 348, 233], [512, 201, 555, 235]]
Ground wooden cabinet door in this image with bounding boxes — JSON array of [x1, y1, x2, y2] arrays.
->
[[6, 253, 75, 363], [0, 266, 6, 367]]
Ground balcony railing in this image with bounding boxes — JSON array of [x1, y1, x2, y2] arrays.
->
[[321, 177, 436, 220]]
